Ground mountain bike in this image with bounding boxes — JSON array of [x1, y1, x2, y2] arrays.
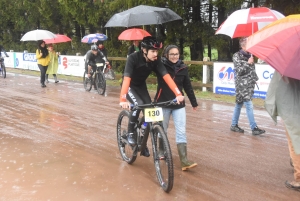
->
[[83, 62, 106, 95], [117, 100, 176, 193], [0, 56, 7, 78]]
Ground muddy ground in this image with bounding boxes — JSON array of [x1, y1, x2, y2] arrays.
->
[[0, 72, 298, 201]]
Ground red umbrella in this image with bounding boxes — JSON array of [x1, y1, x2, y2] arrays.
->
[[118, 28, 151, 40], [44, 34, 71, 44], [215, 7, 284, 38], [246, 14, 300, 80]]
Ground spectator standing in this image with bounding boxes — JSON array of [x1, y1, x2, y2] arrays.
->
[[265, 71, 300, 192], [96, 40, 108, 58], [154, 45, 198, 171], [230, 37, 265, 135], [46, 44, 60, 83], [127, 40, 141, 57], [36, 40, 50, 88]]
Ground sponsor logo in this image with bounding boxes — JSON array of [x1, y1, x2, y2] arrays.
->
[[62, 57, 79, 69], [218, 66, 235, 81], [263, 70, 273, 79], [62, 57, 68, 69], [23, 53, 37, 62], [250, 16, 274, 20]]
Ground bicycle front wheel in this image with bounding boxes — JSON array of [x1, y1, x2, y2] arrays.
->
[[151, 124, 174, 193], [117, 110, 137, 164], [1, 63, 6, 78], [95, 72, 106, 95], [83, 72, 92, 91]]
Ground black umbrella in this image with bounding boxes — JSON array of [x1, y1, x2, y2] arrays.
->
[[104, 5, 182, 27]]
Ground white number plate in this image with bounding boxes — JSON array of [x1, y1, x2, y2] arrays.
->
[[144, 107, 163, 122], [96, 63, 104, 67]]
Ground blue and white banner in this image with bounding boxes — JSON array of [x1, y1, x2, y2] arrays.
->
[[213, 62, 274, 99]]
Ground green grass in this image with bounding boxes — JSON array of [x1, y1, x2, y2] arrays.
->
[[183, 46, 218, 61]]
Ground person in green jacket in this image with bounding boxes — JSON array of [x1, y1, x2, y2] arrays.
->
[[36, 40, 50, 88], [46, 43, 60, 83]]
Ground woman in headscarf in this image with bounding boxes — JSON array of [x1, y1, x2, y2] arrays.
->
[[36, 40, 50, 87]]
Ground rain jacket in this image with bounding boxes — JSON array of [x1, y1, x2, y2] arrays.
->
[[232, 50, 258, 103], [154, 57, 198, 109], [46, 51, 59, 74], [265, 71, 300, 154], [36, 49, 50, 66]]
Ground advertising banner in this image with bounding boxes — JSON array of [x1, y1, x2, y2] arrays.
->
[[58, 55, 84, 77], [3, 52, 15, 68], [213, 62, 274, 99]]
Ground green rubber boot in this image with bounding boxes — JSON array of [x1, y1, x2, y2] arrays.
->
[[177, 143, 197, 171]]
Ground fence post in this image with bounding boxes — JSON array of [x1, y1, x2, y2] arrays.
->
[[202, 57, 210, 92]]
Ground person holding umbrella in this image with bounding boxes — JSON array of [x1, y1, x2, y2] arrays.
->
[[119, 36, 184, 157], [46, 44, 60, 83], [265, 71, 300, 192], [36, 40, 50, 88], [96, 40, 108, 58], [230, 37, 265, 135], [127, 40, 141, 57]]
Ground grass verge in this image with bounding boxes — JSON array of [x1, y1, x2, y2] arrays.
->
[[6, 68, 265, 108]]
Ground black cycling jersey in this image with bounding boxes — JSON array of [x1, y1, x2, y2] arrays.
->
[[85, 50, 107, 66], [124, 51, 168, 87]]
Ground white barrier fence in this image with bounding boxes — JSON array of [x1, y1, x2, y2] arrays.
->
[[4, 52, 274, 99], [4, 52, 85, 77]]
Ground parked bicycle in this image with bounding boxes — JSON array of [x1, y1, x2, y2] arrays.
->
[[0, 56, 7, 78], [83, 62, 106, 95], [117, 99, 176, 193]]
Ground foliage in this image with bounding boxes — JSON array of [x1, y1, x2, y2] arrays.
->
[[1, 0, 300, 77]]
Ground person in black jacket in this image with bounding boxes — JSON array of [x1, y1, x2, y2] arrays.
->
[[154, 44, 198, 171], [96, 40, 108, 59]]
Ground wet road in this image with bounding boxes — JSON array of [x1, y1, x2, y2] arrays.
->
[[0, 72, 298, 201]]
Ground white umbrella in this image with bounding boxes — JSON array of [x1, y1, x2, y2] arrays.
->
[[20, 29, 56, 41]]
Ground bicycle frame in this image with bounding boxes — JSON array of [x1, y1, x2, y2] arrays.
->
[[130, 100, 176, 154]]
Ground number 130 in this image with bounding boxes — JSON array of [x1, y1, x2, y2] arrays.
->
[[148, 110, 160, 117]]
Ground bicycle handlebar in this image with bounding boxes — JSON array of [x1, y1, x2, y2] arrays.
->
[[130, 99, 177, 111]]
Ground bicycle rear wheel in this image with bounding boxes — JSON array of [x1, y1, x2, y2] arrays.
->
[[1, 63, 6, 78], [117, 110, 137, 164], [95, 72, 106, 95], [151, 124, 174, 193], [83, 72, 92, 91]]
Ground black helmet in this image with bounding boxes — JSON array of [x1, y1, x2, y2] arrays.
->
[[141, 36, 162, 50], [91, 44, 98, 51]]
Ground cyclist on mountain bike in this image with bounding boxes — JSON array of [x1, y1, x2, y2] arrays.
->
[[85, 44, 109, 78], [119, 36, 184, 157]]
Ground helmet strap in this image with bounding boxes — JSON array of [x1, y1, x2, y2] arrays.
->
[[142, 48, 151, 62]]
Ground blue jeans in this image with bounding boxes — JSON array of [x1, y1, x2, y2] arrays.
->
[[231, 101, 257, 130], [162, 107, 187, 144]]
